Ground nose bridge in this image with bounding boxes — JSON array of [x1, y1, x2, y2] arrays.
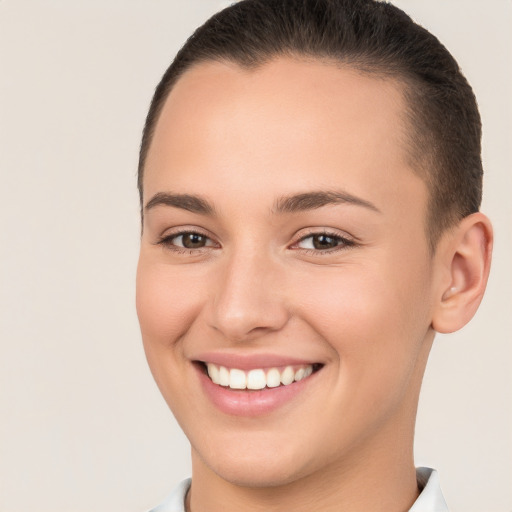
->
[[209, 243, 289, 341]]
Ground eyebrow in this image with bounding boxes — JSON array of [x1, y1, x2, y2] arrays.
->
[[145, 192, 216, 216], [273, 190, 381, 214], [144, 189, 381, 217]]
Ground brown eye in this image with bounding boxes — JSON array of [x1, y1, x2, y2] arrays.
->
[[311, 234, 340, 250], [158, 231, 216, 251], [295, 232, 355, 252], [180, 233, 208, 249]]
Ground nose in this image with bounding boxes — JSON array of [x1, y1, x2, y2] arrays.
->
[[208, 248, 290, 342]]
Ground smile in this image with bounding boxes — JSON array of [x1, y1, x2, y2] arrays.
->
[[195, 356, 324, 416], [205, 363, 315, 390]]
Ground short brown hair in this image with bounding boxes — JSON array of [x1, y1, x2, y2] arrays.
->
[[138, 0, 483, 250]]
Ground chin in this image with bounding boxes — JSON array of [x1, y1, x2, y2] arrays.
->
[[192, 436, 315, 489], [210, 460, 306, 489]]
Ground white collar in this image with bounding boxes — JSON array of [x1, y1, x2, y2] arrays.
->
[[148, 467, 448, 512], [148, 477, 190, 512], [409, 467, 449, 512]]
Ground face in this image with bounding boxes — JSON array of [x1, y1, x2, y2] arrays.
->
[[137, 58, 437, 487]]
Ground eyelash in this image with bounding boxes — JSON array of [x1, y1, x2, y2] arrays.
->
[[156, 229, 218, 255], [292, 230, 356, 255], [156, 229, 357, 255]]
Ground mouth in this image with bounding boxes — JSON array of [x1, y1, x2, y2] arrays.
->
[[197, 361, 323, 391]]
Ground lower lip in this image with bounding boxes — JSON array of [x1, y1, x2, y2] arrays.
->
[[196, 365, 319, 417]]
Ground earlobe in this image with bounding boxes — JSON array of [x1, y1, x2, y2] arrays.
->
[[431, 212, 493, 334]]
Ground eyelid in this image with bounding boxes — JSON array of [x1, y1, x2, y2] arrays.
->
[[289, 228, 357, 253], [153, 226, 357, 255], [154, 226, 220, 250]]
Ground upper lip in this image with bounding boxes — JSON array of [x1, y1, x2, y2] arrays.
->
[[193, 352, 321, 370]]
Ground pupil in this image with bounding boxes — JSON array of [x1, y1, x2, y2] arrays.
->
[[183, 233, 206, 248], [313, 234, 338, 250]]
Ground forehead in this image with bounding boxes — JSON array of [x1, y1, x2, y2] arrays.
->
[[144, 57, 426, 221]]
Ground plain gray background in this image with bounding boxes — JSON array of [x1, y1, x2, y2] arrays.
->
[[0, 1, 511, 511]]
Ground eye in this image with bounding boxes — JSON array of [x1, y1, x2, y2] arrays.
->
[[174, 232, 210, 249], [157, 230, 218, 251], [294, 232, 355, 252]]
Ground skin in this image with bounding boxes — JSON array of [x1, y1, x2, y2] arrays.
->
[[136, 58, 492, 512]]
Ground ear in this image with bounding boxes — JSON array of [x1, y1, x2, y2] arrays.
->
[[431, 212, 493, 334]]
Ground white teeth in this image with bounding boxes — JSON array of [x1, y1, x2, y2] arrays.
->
[[205, 363, 316, 390], [219, 366, 230, 386], [280, 366, 295, 385], [266, 368, 281, 388], [247, 369, 266, 390], [294, 368, 305, 381], [206, 363, 220, 384], [229, 368, 247, 389]]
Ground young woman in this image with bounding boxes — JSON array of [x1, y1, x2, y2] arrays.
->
[[136, 1, 493, 510]]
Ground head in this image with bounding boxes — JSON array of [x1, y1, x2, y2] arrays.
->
[[135, 0, 492, 497], [138, 0, 484, 251]]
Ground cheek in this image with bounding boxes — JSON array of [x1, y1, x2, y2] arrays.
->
[[136, 259, 202, 345], [295, 256, 432, 393], [136, 258, 208, 415], [296, 268, 418, 341], [135, 258, 208, 395]]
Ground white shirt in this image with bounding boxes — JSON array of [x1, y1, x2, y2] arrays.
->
[[148, 467, 448, 512]]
